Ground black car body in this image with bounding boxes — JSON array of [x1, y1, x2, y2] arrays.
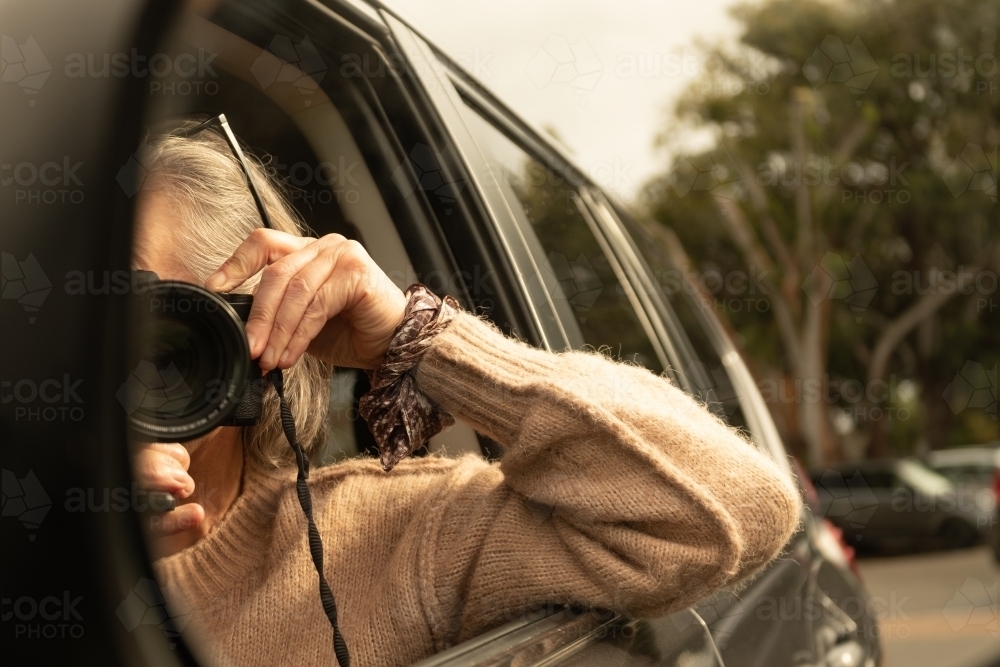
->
[[3, 1, 880, 665], [811, 459, 990, 553], [925, 445, 999, 547]]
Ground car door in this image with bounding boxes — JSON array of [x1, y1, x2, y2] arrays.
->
[[576, 199, 820, 667], [857, 469, 905, 543], [381, 11, 727, 665], [585, 198, 879, 667], [380, 7, 881, 667]]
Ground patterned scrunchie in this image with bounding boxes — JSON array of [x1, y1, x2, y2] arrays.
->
[[358, 284, 460, 471]]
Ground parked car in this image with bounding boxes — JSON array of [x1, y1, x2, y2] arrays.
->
[[4, 0, 880, 665], [924, 445, 999, 547], [924, 444, 999, 491], [993, 467, 1000, 562], [811, 459, 990, 554]]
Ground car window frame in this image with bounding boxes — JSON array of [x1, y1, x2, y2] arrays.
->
[[447, 61, 680, 377], [588, 193, 794, 471], [379, 7, 806, 666], [380, 11, 731, 666], [383, 11, 574, 351], [427, 38, 790, 471]]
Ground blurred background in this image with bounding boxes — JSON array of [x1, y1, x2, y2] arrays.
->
[[390, 0, 998, 665]]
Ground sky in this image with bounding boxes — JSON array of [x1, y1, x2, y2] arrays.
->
[[385, 0, 746, 205]]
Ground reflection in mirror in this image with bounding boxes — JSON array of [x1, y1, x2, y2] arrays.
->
[[123, 0, 445, 661]]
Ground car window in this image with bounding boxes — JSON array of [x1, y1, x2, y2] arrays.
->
[[460, 107, 664, 373], [931, 463, 994, 488], [860, 471, 897, 489], [140, 2, 503, 474], [613, 213, 750, 431], [896, 461, 953, 495]]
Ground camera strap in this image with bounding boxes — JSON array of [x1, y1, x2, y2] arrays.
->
[[269, 369, 351, 667]]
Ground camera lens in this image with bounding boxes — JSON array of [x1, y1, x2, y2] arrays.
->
[[123, 281, 250, 441]]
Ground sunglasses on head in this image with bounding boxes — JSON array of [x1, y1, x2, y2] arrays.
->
[[174, 113, 276, 231]]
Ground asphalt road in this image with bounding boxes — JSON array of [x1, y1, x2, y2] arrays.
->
[[857, 546, 999, 667]]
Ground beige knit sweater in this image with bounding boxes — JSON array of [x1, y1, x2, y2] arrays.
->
[[154, 312, 801, 666]]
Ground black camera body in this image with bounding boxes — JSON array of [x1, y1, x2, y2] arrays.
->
[[123, 271, 263, 442]]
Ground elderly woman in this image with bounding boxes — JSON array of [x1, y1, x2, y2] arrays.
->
[[131, 122, 800, 667]]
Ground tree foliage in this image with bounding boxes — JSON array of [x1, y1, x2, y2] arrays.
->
[[643, 0, 999, 463]]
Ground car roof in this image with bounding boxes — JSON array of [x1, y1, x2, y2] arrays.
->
[[925, 445, 1000, 468]]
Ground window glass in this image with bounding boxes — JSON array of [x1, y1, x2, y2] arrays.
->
[[463, 108, 663, 373], [929, 463, 993, 488], [616, 215, 749, 430], [860, 471, 897, 490], [896, 461, 953, 495]]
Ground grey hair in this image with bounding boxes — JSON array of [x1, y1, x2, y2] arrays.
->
[[138, 120, 332, 468]]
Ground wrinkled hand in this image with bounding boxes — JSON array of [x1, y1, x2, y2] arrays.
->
[[205, 230, 407, 370], [131, 442, 202, 539]]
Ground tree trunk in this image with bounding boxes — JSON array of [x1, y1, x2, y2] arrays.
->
[[798, 272, 837, 466]]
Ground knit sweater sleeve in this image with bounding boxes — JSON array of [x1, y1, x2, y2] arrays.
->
[[411, 312, 801, 646]]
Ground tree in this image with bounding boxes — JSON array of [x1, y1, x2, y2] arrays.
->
[[643, 0, 999, 465]]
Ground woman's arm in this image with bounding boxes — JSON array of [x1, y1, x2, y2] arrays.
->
[[204, 229, 800, 642], [413, 312, 801, 645]]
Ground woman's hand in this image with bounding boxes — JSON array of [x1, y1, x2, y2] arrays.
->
[[205, 229, 407, 370], [131, 443, 203, 544]]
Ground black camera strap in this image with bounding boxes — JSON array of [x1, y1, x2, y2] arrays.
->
[[269, 370, 351, 667], [174, 116, 347, 663]]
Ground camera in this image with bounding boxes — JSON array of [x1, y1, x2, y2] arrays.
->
[[122, 271, 263, 442]]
